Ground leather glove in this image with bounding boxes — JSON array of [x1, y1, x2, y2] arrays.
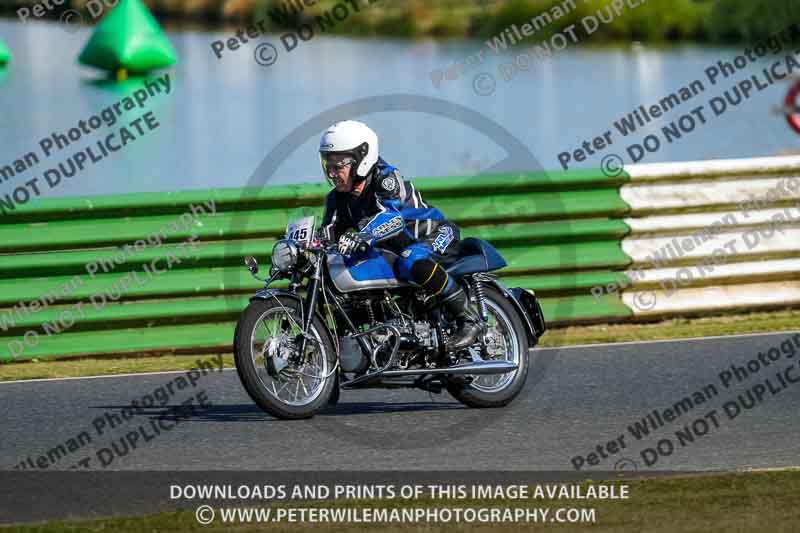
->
[[338, 231, 370, 257]]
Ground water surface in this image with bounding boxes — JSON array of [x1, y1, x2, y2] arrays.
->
[[0, 19, 797, 200]]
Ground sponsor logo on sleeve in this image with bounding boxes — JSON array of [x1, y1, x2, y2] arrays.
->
[[381, 177, 397, 191], [372, 215, 403, 238]]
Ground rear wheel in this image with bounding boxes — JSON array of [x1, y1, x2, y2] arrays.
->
[[234, 297, 337, 419], [446, 286, 529, 408]]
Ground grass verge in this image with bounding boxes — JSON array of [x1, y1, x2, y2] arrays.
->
[[7, 470, 800, 532], [2, 308, 799, 381], [542, 308, 800, 347]]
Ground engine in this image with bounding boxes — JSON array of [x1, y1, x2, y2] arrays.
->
[[339, 318, 438, 374], [336, 294, 440, 374], [379, 319, 437, 349]]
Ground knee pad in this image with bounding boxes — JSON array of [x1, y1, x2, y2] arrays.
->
[[411, 259, 451, 296]]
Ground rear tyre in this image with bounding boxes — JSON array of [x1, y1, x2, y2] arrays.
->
[[234, 297, 337, 420], [446, 286, 530, 408]]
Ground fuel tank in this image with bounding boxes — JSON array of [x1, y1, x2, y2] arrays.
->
[[326, 248, 412, 293]]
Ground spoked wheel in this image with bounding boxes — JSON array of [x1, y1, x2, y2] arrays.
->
[[446, 286, 530, 408], [234, 297, 337, 419]]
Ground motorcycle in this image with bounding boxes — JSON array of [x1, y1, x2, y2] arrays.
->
[[233, 216, 546, 419]]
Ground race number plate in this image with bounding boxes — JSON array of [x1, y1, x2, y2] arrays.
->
[[286, 216, 315, 245]]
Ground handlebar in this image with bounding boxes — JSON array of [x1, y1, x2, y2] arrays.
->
[[312, 237, 370, 257], [306, 233, 370, 256]]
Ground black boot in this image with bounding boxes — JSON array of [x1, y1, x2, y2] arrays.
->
[[440, 285, 482, 352]]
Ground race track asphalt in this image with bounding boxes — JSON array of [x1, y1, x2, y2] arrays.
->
[[3, 330, 799, 473]]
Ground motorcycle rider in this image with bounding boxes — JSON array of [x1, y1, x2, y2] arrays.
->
[[318, 120, 481, 352]]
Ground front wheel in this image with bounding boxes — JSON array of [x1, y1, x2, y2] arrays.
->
[[234, 297, 337, 419], [446, 286, 530, 408]]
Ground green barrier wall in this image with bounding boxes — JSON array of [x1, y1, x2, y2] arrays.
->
[[0, 170, 633, 361]]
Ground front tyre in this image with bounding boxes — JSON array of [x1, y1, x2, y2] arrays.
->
[[234, 297, 337, 420], [446, 286, 530, 408]]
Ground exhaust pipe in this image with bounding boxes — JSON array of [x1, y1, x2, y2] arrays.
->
[[381, 360, 518, 377], [340, 360, 518, 389]]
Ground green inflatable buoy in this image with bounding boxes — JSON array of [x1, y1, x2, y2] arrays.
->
[[78, 0, 176, 78], [0, 39, 11, 66]]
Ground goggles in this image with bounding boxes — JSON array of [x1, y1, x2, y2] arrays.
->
[[321, 154, 356, 177]]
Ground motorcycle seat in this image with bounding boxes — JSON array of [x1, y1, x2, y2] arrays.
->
[[445, 237, 507, 276]]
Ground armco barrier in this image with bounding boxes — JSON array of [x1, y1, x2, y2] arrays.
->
[[618, 156, 800, 317], [1, 155, 799, 361]]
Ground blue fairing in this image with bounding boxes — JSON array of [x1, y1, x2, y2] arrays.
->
[[339, 235, 507, 284], [445, 238, 507, 276], [345, 248, 397, 281]]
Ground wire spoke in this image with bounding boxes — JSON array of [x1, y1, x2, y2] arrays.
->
[[470, 300, 516, 390], [274, 377, 292, 397], [293, 377, 301, 401], [294, 369, 323, 379], [259, 317, 275, 339]]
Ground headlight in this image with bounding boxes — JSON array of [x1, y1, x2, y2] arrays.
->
[[271, 240, 299, 272]]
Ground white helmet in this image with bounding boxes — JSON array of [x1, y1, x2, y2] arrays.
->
[[319, 120, 379, 184]]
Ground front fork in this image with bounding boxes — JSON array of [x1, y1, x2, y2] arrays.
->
[[296, 254, 323, 360]]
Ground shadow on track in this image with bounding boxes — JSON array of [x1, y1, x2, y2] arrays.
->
[[90, 399, 464, 423]]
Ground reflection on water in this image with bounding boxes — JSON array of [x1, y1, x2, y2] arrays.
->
[[0, 18, 797, 200]]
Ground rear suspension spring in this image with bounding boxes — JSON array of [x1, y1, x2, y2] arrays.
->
[[472, 279, 489, 322]]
